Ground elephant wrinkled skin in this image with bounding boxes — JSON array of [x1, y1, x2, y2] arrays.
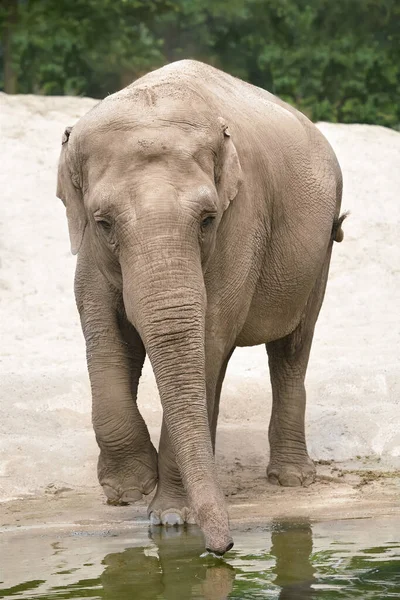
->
[[56, 60, 344, 554]]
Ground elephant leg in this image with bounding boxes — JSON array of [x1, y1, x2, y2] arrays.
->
[[76, 256, 158, 504], [266, 246, 333, 487], [210, 348, 235, 451], [148, 420, 190, 525], [148, 347, 234, 525]]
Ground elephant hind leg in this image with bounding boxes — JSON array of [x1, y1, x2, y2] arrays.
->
[[266, 244, 334, 487], [210, 347, 235, 451]]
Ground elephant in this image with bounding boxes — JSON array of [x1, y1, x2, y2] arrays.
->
[[56, 59, 345, 555]]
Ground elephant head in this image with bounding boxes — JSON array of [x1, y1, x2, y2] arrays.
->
[[56, 95, 242, 553]]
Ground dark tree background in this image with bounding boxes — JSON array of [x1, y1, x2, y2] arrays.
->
[[1, 0, 399, 127]]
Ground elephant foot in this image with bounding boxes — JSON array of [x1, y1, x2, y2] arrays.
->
[[149, 507, 195, 526], [98, 444, 158, 505], [148, 490, 195, 526], [267, 457, 316, 487]]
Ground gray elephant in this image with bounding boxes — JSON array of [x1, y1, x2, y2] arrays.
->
[[56, 60, 345, 554]]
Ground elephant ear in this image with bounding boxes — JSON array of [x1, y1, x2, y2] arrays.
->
[[215, 117, 243, 211], [56, 126, 87, 255]]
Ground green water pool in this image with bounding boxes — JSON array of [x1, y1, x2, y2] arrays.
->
[[1, 516, 399, 599]]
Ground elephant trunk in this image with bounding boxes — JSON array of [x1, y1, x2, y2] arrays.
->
[[121, 242, 232, 554]]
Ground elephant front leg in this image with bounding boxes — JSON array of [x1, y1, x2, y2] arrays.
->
[[91, 324, 158, 504], [148, 420, 192, 525], [77, 267, 158, 504]]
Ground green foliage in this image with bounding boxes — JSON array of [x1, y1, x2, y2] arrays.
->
[[1, 0, 400, 127], [3, 0, 169, 96]]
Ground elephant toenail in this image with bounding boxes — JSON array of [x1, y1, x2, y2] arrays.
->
[[161, 511, 184, 526], [102, 484, 119, 500], [120, 488, 143, 503], [281, 474, 301, 487], [268, 474, 280, 486], [186, 512, 196, 525], [149, 511, 161, 525], [303, 476, 315, 487]]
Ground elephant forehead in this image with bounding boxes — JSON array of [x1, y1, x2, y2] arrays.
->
[[80, 124, 210, 171], [132, 130, 195, 159], [85, 166, 217, 219]]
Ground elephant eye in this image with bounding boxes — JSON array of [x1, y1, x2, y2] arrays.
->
[[201, 215, 215, 229], [96, 218, 112, 233]]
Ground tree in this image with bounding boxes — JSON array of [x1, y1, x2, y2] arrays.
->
[[1, 0, 399, 128], [1, 0, 18, 93], [2, 0, 170, 96]]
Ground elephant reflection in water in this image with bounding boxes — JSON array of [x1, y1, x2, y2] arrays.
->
[[100, 526, 235, 600], [99, 520, 315, 599], [271, 519, 316, 599]]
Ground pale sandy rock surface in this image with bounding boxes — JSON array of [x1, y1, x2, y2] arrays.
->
[[1, 92, 399, 504]]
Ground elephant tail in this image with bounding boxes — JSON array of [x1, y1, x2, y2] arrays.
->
[[332, 211, 349, 243]]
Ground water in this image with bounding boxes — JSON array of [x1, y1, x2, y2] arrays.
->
[[1, 516, 400, 599]]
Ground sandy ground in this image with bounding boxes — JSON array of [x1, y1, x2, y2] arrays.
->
[[0, 92, 399, 523], [2, 461, 400, 530]]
